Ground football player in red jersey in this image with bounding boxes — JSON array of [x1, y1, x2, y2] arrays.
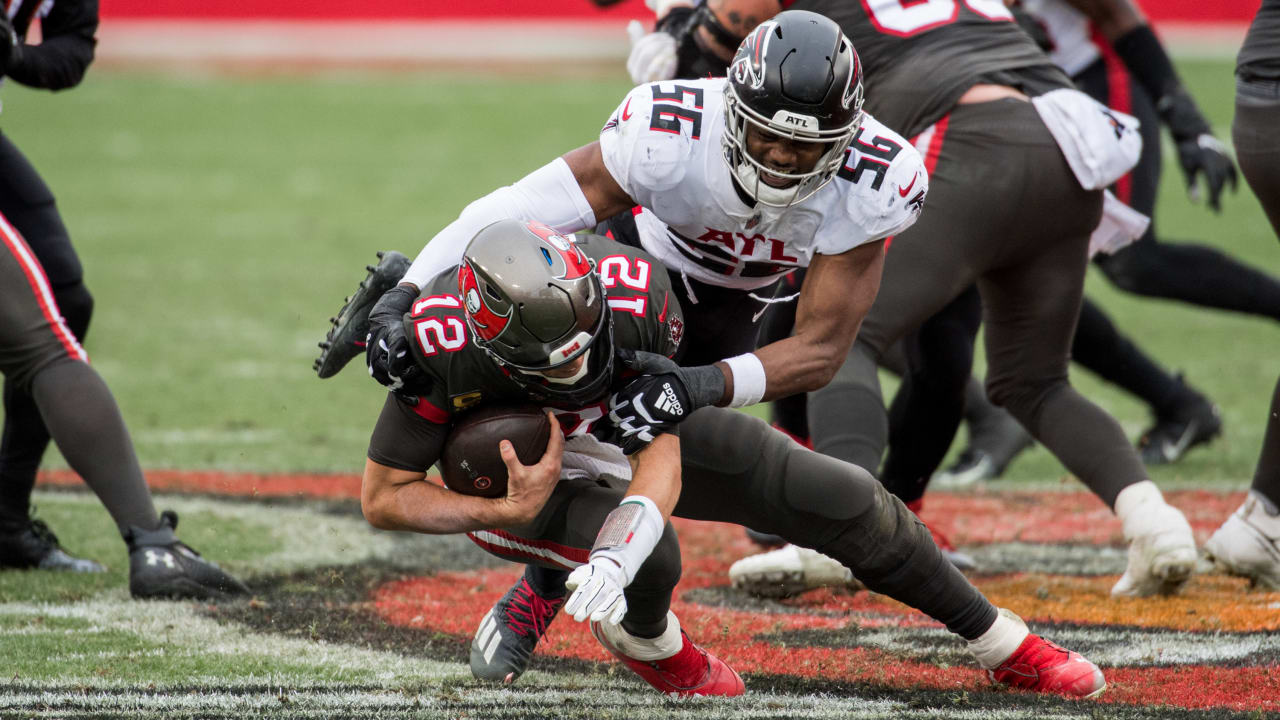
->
[[328, 216, 1105, 698]]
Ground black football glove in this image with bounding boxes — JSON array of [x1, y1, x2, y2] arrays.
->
[[0, 14, 21, 77], [1161, 87, 1238, 212], [597, 350, 725, 455], [365, 284, 430, 397]]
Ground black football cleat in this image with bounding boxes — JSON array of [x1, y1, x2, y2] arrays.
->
[[314, 250, 411, 379], [0, 514, 105, 573], [471, 573, 565, 684], [1137, 375, 1222, 466], [126, 510, 249, 600]]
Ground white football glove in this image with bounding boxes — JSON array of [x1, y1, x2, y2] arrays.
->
[[565, 557, 628, 625], [626, 20, 679, 85]]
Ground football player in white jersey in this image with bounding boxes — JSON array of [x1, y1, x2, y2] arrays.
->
[[378, 11, 926, 424]]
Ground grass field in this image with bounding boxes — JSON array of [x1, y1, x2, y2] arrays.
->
[[0, 55, 1277, 719]]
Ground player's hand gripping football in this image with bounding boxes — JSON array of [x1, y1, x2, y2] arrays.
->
[[365, 284, 431, 397], [597, 350, 725, 454], [497, 411, 565, 526], [1162, 88, 1238, 212]]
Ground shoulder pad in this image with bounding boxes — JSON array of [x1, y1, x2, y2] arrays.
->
[[842, 117, 929, 241], [599, 83, 698, 193]]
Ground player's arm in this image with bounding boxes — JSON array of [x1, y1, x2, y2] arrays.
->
[[400, 142, 635, 291], [372, 143, 635, 392], [564, 433, 681, 625], [749, 240, 886, 401], [1061, 0, 1236, 210], [598, 242, 884, 453], [361, 398, 565, 534], [1, 0, 97, 90]]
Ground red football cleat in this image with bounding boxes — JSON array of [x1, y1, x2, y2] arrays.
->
[[591, 623, 745, 697], [988, 633, 1106, 699]]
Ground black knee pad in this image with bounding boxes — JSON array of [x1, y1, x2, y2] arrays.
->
[[51, 281, 93, 342], [782, 446, 880, 521], [622, 524, 681, 635]]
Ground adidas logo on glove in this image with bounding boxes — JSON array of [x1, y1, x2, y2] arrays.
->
[[655, 382, 684, 417]]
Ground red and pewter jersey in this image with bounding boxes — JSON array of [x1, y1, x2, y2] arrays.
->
[[399, 234, 683, 439], [598, 77, 925, 292], [785, 0, 1072, 139], [1238, 0, 1280, 79], [1021, 0, 1100, 78]]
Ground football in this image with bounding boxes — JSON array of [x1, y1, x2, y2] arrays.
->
[[439, 404, 552, 498]]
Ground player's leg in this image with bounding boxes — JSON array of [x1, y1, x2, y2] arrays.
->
[[974, 126, 1195, 597], [1203, 74, 1280, 588], [675, 407, 1104, 697], [468, 474, 739, 695], [1071, 297, 1221, 465], [0, 132, 101, 570], [1076, 58, 1280, 320], [881, 284, 982, 504], [0, 213, 247, 597]]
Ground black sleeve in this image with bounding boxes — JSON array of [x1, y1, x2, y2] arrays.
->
[[7, 0, 98, 90], [366, 394, 450, 473]]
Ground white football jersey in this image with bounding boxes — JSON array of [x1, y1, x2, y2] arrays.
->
[[598, 78, 927, 291], [1022, 0, 1102, 78]]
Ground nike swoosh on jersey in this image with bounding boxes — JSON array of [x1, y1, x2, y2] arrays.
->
[[621, 98, 634, 121], [898, 173, 918, 198]]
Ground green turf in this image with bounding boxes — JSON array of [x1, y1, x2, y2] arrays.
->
[[0, 58, 1273, 484]]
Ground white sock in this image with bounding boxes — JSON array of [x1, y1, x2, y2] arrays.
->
[[967, 608, 1029, 670], [598, 611, 683, 661], [1114, 480, 1164, 523]]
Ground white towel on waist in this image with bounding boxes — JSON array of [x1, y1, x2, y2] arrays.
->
[[1032, 87, 1142, 190]]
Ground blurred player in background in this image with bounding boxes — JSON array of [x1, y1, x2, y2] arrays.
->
[[940, 0, 1280, 484], [0, 2, 248, 599], [0, 211, 249, 598], [1205, 0, 1280, 590]]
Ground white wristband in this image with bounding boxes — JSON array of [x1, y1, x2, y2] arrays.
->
[[590, 495, 665, 586], [724, 352, 767, 408]]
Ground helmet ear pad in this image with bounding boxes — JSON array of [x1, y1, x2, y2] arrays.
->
[[723, 10, 865, 207]]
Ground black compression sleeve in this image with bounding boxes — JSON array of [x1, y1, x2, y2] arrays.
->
[[6, 0, 97, 90], [1112, 24, 1210, 137]]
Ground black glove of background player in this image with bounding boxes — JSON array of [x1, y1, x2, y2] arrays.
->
[[1161, 87, 1238, 212], [597, 350, 725, 455], [365, 284, 431, 398], [0, 14, 21, 76], [1112, 24, 1238, 213]]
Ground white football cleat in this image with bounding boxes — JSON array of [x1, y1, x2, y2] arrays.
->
[[1203, 491, 1280, 590], [1111, 500, 1198, 597], [729, 544, 863, 598]]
